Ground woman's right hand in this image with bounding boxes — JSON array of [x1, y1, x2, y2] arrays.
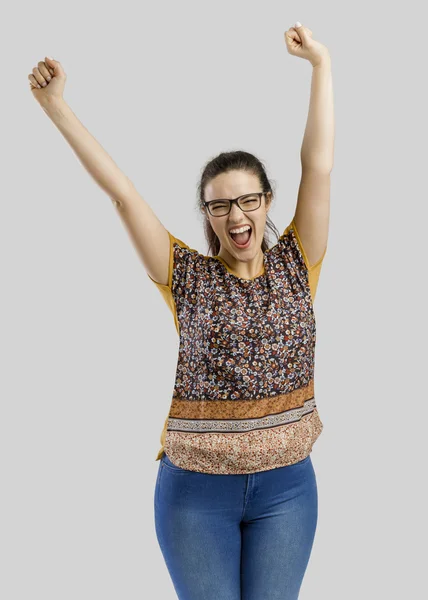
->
[[28, 57, 66, 107]]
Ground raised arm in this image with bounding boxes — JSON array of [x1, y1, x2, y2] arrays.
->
[[284, 24, 334, 267], [28, 56, 171, 287]]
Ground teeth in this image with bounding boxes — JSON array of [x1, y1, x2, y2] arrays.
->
[[229, 225, 251, 234]]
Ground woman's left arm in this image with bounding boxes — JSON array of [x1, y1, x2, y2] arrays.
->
[[285, 24, 334, 267]]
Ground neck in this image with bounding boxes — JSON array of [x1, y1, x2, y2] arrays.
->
[[217, 248, 265, 280]]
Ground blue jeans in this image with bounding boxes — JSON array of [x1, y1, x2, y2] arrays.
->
[[154, 451, 318, 600]]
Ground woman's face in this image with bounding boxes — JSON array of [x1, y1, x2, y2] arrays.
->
[[204, 170, 272, 261]]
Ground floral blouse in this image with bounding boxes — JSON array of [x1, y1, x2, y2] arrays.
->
[[147, 218, 327, 474]]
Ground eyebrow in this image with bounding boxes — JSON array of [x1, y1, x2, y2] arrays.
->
[[209, 193, 260, 201]]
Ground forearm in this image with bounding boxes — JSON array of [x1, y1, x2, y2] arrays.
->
[[300, 56, 335, 172], [42, 99, 132, 202]]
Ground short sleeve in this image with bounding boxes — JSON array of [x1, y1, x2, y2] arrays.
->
[[146, 231, 202, 333], [280, 218, 327, 303]]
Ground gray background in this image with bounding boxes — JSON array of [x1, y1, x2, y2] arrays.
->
[[1, 1, 427, 598]]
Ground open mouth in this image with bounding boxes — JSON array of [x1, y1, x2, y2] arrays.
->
[[228, 227, 252, 249]]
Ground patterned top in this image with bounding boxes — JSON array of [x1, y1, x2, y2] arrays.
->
[[147, 218, 327, 474]]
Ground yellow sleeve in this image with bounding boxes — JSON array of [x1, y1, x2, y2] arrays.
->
[[146, 231, 196, 335], [286, 218, 327, 303]]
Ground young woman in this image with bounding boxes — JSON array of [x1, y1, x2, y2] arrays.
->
[[29, 22, 333, 600]]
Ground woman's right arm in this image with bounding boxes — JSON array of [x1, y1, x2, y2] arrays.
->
[[29, 57, 171, 287], [44, 99, 133, 207]]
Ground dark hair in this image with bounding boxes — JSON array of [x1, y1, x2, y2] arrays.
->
[[196, 150, 281, 256]]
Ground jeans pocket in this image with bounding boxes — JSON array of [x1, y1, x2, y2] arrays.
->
[[161, 452, 192, 473], [154, 460, 164, 506]]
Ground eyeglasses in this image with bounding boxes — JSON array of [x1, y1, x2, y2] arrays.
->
[[204, 193, 266, 217]]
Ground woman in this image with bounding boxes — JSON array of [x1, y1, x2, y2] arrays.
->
[[29, 21, 333, 600]]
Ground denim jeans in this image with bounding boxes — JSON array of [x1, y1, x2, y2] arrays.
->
[[154, 451, 318, 600]]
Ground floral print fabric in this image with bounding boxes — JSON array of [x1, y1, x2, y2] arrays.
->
[[147, 219, 326, 474]]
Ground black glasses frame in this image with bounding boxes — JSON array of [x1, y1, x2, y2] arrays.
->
[[204, 193, 266, 217]]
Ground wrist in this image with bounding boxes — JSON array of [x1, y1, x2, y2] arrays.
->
[[41, 97, 68, 116], [312, 53, 331, 68]]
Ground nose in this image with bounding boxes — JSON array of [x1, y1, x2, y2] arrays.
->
[[229, 201, 244, 217]]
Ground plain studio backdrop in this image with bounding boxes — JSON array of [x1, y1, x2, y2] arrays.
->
[[1, 1, 427, 598]]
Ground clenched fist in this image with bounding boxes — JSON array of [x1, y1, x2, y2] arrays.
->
[[284, 23, 330, 68], [28, 57, 67, 107]]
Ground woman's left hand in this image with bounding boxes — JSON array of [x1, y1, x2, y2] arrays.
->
[[284, 22, 330, 67]]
